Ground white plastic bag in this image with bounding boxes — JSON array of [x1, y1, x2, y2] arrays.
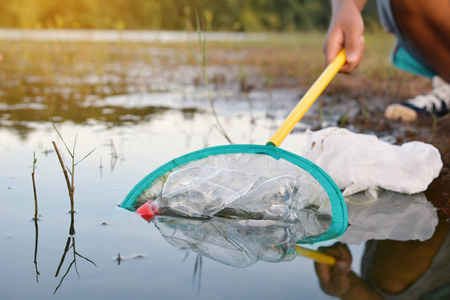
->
[[302, 127, 443, 195]]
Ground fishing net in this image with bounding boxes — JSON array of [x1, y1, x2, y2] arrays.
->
[[121, 51, 348, 244], [122, 145, 347, 244]]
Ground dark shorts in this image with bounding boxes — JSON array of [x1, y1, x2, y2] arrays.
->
[[377, 0, 437, 78]]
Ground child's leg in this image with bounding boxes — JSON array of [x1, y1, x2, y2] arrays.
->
[[381, 0, 450, 121], [391, 0, 450, 81]]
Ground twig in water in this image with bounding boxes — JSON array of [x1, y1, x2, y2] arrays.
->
[[52, 141, 74, 211], [32, 151, 39, 220], [111, 139, 118, 159], [50, 120, 95, 213], [31, 151, 40, 282], [110, 139, 118, 172]]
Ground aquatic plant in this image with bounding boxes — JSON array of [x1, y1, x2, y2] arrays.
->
[[187, 13, 233, 144], [47, 123, 97, 293], [31, 151, 39, 220], [51, 120, 95, 215], [31, 151, 40, 282]]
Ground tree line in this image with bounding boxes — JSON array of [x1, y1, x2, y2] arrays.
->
[[0, 0, 379, 31]]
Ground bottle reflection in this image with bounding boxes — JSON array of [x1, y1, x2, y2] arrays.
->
[[314, 191, 449, 300], [154, 216, 307, 268]]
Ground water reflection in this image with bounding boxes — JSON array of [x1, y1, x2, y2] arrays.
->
[[148, 214, 333, 271], [314, 190, 449, 300], [109, 139, 119, 173], [33, 218, 40, 283], [191, 254, 203, 294], [53, 211, 96, 294], [0, 102, 171, 140], [314, 214, 449, 299], [339, 190, 438, 244], [139, 188, 447, 298]]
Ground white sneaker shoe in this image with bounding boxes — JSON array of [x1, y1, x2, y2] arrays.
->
[[385, 76, 450, 121]]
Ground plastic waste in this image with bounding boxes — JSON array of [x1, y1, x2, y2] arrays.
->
[[338, 189, 438, 244], [302, 127, 443, 195], [137, 165, 332, 238], [135, 152, 331, 207], [154, 216, 311, 268]]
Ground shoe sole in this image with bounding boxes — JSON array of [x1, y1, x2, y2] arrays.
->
[[384, 104, 418, 121]]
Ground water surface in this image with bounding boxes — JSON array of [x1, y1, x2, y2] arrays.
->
[[0, 32, 447, 300]]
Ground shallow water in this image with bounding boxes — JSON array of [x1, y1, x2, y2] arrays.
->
[[0, 89, 361, 299], [0, 29, 270, 43], [0, 34, 448, 299]]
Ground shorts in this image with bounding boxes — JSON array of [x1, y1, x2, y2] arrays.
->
[[377, 0, 437, 78]]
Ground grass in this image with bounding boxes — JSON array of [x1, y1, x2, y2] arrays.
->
[[187, 14, 233, 144], [0, 30, 430, 104], [50, 120, 95, 217], [31, 151, 39, 220]]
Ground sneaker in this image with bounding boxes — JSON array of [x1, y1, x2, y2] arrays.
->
[[385, 76, 450, 121]]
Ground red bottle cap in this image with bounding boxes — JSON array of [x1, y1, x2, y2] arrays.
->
[[136, 201, 160, 222]]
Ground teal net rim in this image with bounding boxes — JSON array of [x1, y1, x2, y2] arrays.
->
[[120, 144, 348, 243]]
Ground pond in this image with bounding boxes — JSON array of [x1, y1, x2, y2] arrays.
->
[[0, 31, 448, 300]]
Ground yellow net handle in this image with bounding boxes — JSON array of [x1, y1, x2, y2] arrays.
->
[[267, 50, 346, 147], [295, 245, 336, 265]]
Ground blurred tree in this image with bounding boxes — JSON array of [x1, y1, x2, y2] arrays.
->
[[0, 0, 379, 31]]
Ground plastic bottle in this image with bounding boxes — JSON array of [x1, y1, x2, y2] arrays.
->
[[136, 166, 306, 222]]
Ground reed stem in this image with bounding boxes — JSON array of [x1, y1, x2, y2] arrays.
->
[[52, 141, 74, 211], [32, 151, 38, 220]]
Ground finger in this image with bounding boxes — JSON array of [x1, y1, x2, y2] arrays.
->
[[329, 261, 352, 288], [335, 243, 353, 265], [314, 261, 332, 286], [318, 243, 352, 265], [324, 30, 359, 74], [323, 29, 345, 66], [343, 32, 365, 73]]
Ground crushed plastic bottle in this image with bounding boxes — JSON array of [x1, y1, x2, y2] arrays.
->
[[136, 165, 332, 236]]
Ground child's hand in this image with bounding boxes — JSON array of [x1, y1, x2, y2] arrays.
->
[[314, 242, 353, 297], [324, 0, 366, 73]]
